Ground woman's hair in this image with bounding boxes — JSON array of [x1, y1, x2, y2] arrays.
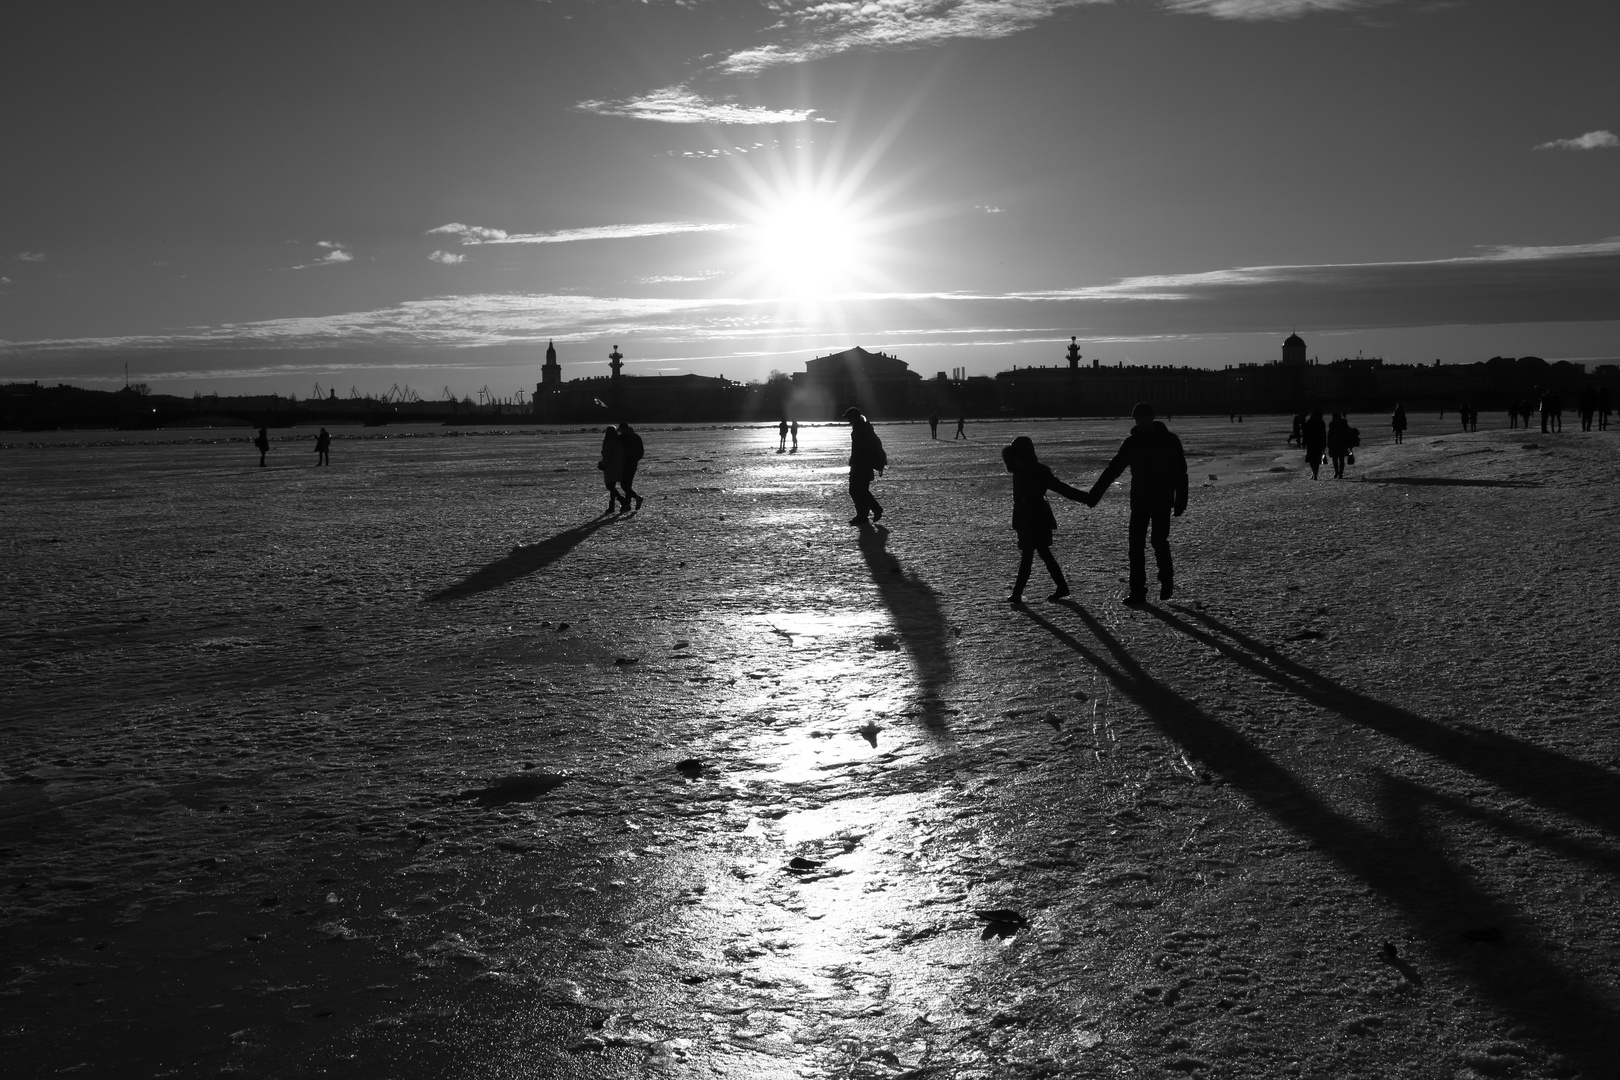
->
[[1002, 436, 1036, 472]]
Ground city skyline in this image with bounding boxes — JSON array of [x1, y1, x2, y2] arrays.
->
[[3, 0, 1617, 397]]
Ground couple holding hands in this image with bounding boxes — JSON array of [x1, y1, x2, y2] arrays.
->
[[1006, 402, 1188, 607]]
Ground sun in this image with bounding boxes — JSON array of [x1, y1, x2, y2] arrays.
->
[[744, 191, 870, 299]]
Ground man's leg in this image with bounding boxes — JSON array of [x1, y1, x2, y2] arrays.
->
[[1150, 505, 1174, 599], [849, 470, 872, 524], [1127, 505, 1149, 601]]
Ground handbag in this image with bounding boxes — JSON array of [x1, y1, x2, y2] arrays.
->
[[1347, 453, 1355, 465]]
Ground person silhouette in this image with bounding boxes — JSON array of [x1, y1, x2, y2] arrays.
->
[[1303, 408, 1327, 479], [928, 413, 939, 439], [617, 422, 645, 511], [1002, 436, 1087, 605], [1599, 385, 1612, 431], [1327, 412, 1353, 479], [789, 419, 799, 451], [843, 407, 886, 527], [1539, 389, 1553, 434], [1289, 412, 1304, 446], [778, 418, 788, 452], [314, 427, 331, 466], [954, 416, 966, 440], [599, 426, 625, 514], [1391, 404, 1406, 444], [1084, 402, 1188, 605], [1579, 385, 1595, 432], [254, 426, 270, 468]]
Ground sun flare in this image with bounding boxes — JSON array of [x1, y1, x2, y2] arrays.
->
[[742, 191, 873, 299]]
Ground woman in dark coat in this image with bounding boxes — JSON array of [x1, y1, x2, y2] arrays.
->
[[1327, 412, 1354, 479], [599, 427, 625, 513], [1391, 404, 1407, 444], [1002, 436, 1087, 604], [1303, 408, 1327, 480]]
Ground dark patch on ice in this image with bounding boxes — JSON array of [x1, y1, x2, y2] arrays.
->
[[449, 772, 570, 807], [674, 759, 704, 779], [787, 856, 823, 872]]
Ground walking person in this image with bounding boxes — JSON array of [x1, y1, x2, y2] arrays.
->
[[1599, 385, 1612, 431], [617, 422, 645, 511], [843, 407, 886, 527], [1289, 412, 1304, 446], [314, 427, 331, 466], [1539, 389, 1553, 433], [1327, 412, 1354, 479], [1579, 386, 1596, 432], [790, 419, 799, 451], [1303, 408, 1327, 480], [254, 426, 270, 468], [778, 418, 789, 452], [1391, 404, 1407, 444], [1002, 437, 1087, 605], [928, 413, 939, 439], [954, 416, 967, 440], [598, 425, 626, 514], [1083, 403, 1188, 606]]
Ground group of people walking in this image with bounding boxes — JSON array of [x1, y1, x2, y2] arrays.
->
[[1293, 409, 1360, 480], [597, 422, 645, 513]]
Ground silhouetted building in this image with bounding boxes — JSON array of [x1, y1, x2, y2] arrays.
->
[[790, 346, 924, 418]]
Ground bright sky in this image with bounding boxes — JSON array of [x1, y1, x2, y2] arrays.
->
[[3, 0, 1617, 397]]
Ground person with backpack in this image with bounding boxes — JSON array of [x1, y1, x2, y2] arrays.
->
[[842, 407, 886, 527], [254, 426, 270, 468]]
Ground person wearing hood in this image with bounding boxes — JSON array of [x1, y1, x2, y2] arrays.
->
[[1085, 403, 1189, 605], [842, 407, 887, 526]]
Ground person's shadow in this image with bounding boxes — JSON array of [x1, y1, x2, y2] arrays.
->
[[425, 518, 614, 603], [856, 526, 953, 727], [1019, 600, 1620, 1074]]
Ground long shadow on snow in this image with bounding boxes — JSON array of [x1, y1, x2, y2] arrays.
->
[[1366, 476, 1542, 488], [425, 518, 615, 603], [1020, 601, 1620, 1075], [857, 525, 953, 727]]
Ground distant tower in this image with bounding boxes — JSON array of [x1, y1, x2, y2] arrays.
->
[[608, 344, 624, 390], [1066, 336, 1082, 370], [541, 340, 561, 386], [1282, 332, 1307, 366]]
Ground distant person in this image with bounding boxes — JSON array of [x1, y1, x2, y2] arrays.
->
[[1303, 408, 1327, 480], [1599, 385, 1612, 431], [954, 416, 967, 440], [928, 413, 939, 439], [843, 407, 887, 527], [254, 426, 270, 468], [1327, 412, 1354, 479], [1459, 404, 1470, 433], [1539, 390, 1553, 434], [1552, 390, 1563, 433], [314, 427, 331, 466], [1519, 399, 1534, 429], [1289, 412, 1304, 446], [1002, 436, 1087, 605], [1391, 404, 1407, 444], [1579, 386, 1596, 432], [599, 426, 625, 514], [1508, 402, 1519, 430], [790, 419, 799, 451], [1084, 402, 1188, 605], [778, 418, 789, 452], [617, 422, 645, 511]]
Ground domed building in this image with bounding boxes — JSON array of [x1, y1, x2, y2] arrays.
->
[[1282, 332, 1308, 366]]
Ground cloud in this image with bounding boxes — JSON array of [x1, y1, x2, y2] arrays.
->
[[718, 0, 1108, 74], [427, 223, 510, 243], [321, 249, 354, 264], [577, 85, 827, 124], [976, 205, 1005, 214], [16, 252, 46, 262], [1159, 0, 1386, 19], [1534, 130, 1619, 151], [427, 221, 741, 246], [428, 250, 466, 265]]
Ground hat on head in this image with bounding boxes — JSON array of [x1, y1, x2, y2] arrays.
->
[[1131, 402, 1154, 421], [842, 407, 864, 419]]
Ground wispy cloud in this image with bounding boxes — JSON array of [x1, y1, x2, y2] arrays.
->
[[288, 241, 354, 270], [16, 252, 46, 262], [1534, 130, 1619, 151], [577, 85, 827, 124], [428, 250, 466, 265], [1159, 0, 1387, 19], [426, 221, 740, 245], [719, 0, 1108, 74]]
